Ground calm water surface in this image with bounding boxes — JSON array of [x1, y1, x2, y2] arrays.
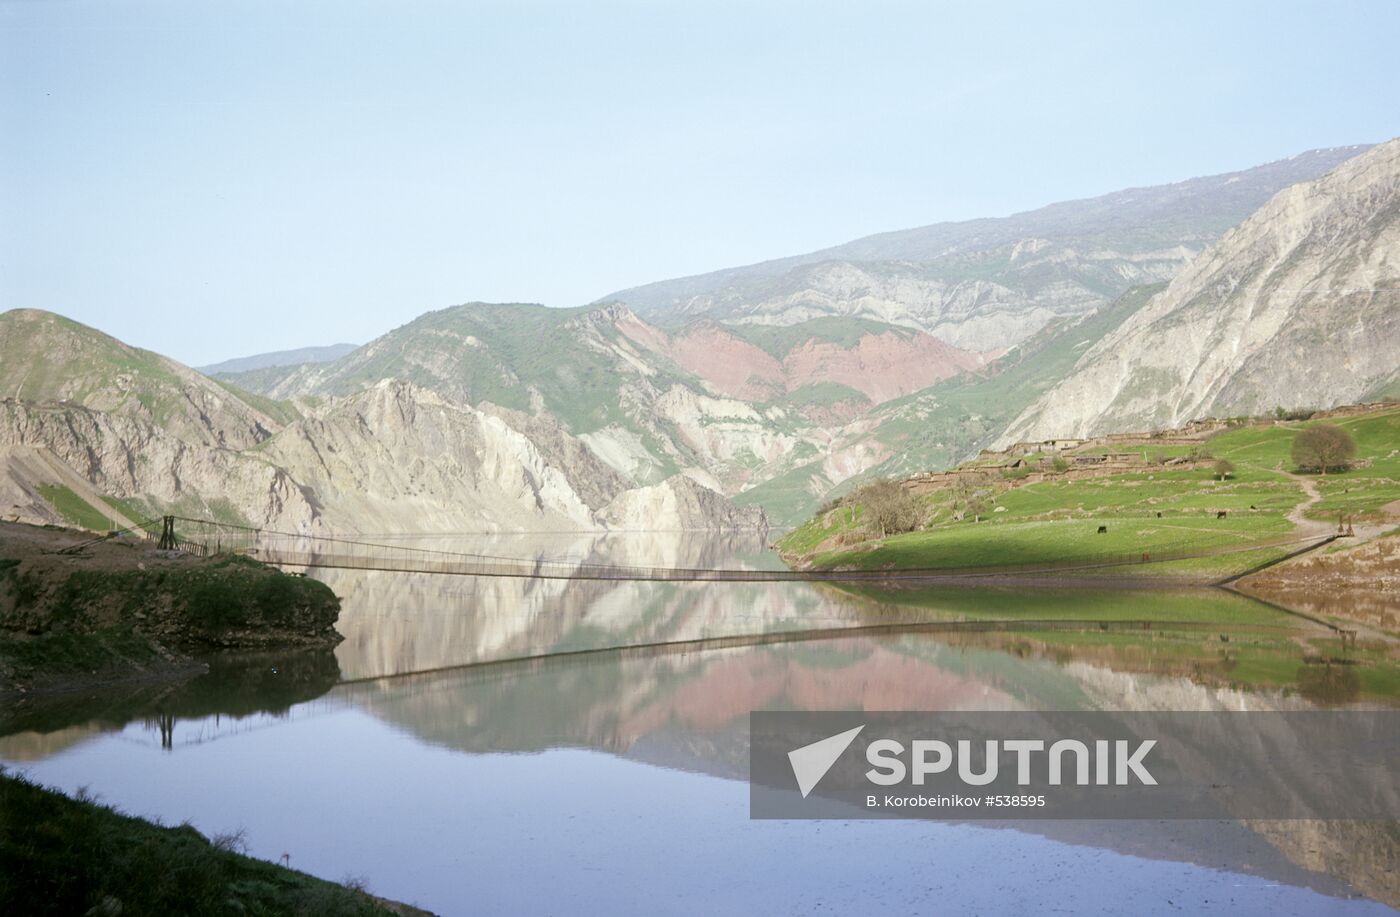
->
[[3, 533, 1397, 915]]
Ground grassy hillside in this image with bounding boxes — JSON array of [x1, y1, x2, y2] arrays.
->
[[34, 484, 118, 532], [0, 309, 282, 449], [211, 378, 302, 426], [0, 310, 188, 410], [0, 772, 406, 916], [1206, 407, 1400, 521], [211, 362, 313, 397], [779, 404, 1400, 580], [312, 303, 689, 436]]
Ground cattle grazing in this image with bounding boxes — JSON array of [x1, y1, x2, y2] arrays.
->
[[1097, 525, 1108, 534]]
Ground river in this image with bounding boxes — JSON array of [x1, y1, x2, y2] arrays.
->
[[2, 532, 1396, 915]]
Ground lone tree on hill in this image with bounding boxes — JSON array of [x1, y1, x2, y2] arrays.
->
[[1213, 458, 1235, 481], [858, 478, 923, 537], [1291, 424, 1356, 475]]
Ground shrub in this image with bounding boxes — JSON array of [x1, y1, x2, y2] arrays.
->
[[1274, 406, 1316, 421], [853, 479, 923, 537]]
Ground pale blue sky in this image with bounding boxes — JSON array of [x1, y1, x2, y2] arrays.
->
[[3, 0, 1399, 365]]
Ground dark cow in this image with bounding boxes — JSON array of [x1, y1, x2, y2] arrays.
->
[[1097, 525, 1108, 534]]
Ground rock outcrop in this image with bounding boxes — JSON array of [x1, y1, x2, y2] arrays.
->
[[0, 399, 320, 532], [600, 473, 768, 531], [260, 381, 633, 533]]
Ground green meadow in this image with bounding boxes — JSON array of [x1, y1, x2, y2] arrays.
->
[[780, 404, 1400, 578]]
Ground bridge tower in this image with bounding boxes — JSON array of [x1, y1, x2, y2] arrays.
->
[[157, 515, 177, 550]]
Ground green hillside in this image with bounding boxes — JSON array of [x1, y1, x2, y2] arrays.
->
[[779, 404, 1400, 581], [0, 310, 193, 419], [312, 303, 688, 435], [0, 309, 287, 448]]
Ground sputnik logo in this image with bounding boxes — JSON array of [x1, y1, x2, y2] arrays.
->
[[787, 725, 865, 798]]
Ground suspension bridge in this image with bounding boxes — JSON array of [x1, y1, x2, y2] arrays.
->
[[113, 514, 1337, 584]]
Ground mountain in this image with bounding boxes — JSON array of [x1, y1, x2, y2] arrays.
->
[[198, 343, 359, 375], [206, 144, 1385, 526], [603, 146, 1371, 354], [230, 303, 1034, 524], [7, 143, 1391, 532], [0, 309, 285, 449], [0, 311, 766, 534], [1000, 138, 1400, 443]]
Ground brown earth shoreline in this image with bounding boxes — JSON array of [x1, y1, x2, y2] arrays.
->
[[1232, 532, 1400, 636]]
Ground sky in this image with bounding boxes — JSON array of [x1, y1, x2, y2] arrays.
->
[[3, 0, 1399, 367]]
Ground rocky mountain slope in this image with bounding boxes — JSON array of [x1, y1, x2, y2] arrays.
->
[[603, 146, 1371, 354], [1001, 138, 1400, 442], [214, 287, 1175, 526], [0, 313, 766, 534]]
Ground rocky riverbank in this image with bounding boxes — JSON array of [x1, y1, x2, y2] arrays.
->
[[0, 520, 342, 698]]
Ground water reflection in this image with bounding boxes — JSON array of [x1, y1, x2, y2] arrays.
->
[[2, 532, 1397, 914], [0, 648, 341, 753], [335, 636, 1400, 908]]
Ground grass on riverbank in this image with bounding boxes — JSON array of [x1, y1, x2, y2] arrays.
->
[[1208, 406, 1400, 521], [780, 404, 1400, 576], [0, 771, 407, 916], [796, 515, 1299, 574]]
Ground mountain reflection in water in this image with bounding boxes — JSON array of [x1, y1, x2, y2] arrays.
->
[[2, 532, 1396, 915]]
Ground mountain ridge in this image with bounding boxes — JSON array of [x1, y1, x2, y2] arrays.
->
[[6, 142, 1395, 531], [1000, 138, 1400, 443], [601, 144, 1373, 335], [0, 311, 768, 534], [198, 343, 359, 376]]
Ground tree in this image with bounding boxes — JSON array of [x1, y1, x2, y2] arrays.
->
[[1291, 424, 1356, 475], [856, 479, 924, 537], [1213, 458, 1235, 481]]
